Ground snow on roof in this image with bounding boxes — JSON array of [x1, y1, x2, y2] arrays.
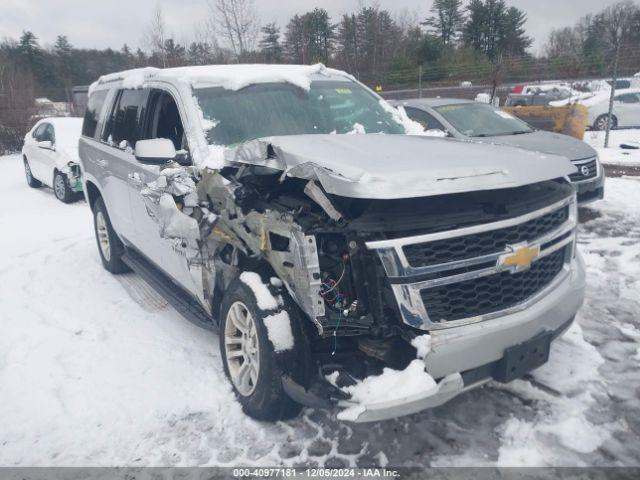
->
[[89, 63, 353, 95], [551, 88, 640, 107]]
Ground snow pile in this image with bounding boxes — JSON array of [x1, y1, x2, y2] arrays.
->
[[239, 272, 281, 311], [263, 311, 294, 352], [347, 123, 366, 134], [475, 92, 491, 104], [495, 321, 614, 466], [380, 102, 426, 135], [582, 129, 640, 167], [91, 64, 347, 95], [337, 360, 437, 421], [423, 129, 448, 137], [89, 67, 159, 94], [411, 334, 431, 359], [239, 273, 292, 351]]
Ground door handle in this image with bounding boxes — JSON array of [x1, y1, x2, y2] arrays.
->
[[127, 172, 143, 187]]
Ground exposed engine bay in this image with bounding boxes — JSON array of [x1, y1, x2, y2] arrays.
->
[[138, 142, 575, 396]]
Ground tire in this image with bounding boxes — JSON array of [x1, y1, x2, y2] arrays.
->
[[219, 276, 312, 421], [53, 170, 76, 203], [594, 114, 617, 131], [92, 197, 130, 274], [24, 158, 42, 188]]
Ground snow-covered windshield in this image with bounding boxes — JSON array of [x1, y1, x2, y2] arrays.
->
[[435, 103, 533, 137], [194, 80, 404, 145]]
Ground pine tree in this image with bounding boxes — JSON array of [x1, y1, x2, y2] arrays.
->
[[336, 14, 359, 73], [284, 15, 306, 63], [303, 8, 334, 64], [53, 35, 74, 102], [424, 0, 465, 46], [259, 23, 283, 63], [164, 39, 186, 67], [188, 42, 212, 65], [463, 0, 530, 59], [499, 7, 531, 56]]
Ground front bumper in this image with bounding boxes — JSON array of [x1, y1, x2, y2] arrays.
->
[[338, 252, 586, 423], [573, 162, 605, 205]]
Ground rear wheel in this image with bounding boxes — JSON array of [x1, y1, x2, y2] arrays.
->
[[24, 158, 42, 188], [594, 114, 617, 131], [53, 171, 76, 203], [219, 276, 312, 421], [92, 197, 129, 274]]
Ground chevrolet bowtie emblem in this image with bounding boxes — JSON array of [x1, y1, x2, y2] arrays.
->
[[499, 244, 541, 271]]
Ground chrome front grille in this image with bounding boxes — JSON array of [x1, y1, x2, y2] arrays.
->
[[420, 248, 566, 322], [569, 158, 598, 182], [365, 195, 577, 330], [403, 206, 568, 267]]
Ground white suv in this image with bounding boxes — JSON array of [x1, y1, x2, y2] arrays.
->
[[79, 64, 585, 422]]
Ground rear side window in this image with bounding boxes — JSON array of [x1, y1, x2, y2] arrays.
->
[[82, 90, 108, 138], [404, 107, 445, 131], [102, 89, 148, 149], [616, 93, 639, 104]]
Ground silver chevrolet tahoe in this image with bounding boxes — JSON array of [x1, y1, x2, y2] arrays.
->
[[79, 64, 586, 423]]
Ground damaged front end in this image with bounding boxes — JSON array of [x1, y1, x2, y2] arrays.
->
[[62, 162, 83, 193], [138, 132, 581, 422]]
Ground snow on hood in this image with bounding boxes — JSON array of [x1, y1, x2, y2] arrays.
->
[[227, 134, 577, 199]]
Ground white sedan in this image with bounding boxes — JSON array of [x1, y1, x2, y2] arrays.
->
[[22, 117, 84, 203], [552, 88, 640, 130]]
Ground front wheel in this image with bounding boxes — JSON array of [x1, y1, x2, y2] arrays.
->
[[92, 197, 130, 274], [24, 158, 42, 188], [594, 114, 617, 131], [219, 276, 312, 421], [53, 171, 77, 203]]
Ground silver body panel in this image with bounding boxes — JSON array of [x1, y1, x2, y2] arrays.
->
[[227, 133, 576, 200], [79, 70, 586, 423]]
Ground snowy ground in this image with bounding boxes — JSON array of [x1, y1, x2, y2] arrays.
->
[[583, 128, 640, 167], [1, 153, 639, 467]]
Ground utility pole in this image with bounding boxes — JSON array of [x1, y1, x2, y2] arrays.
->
[[418, 65, 423, 98], [605, 26, 622, 149]]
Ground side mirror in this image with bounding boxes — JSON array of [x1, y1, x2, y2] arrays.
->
[[134, 139, 176, 165], [37, 140, 54, 150]]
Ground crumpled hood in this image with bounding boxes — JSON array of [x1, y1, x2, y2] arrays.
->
[[228, 134, 577, 199], [474, 130, 596, 161]]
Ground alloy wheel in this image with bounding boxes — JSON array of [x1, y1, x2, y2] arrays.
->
[[24, 162, 32, 183], [224, 301, 260, 396], [95, 211, 111, 262], [54, 174, 66, 200]]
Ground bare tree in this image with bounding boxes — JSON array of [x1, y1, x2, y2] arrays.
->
[[144, 4, 168, 67], [0, 52, 38, 153], [208, 0, 259, 58]]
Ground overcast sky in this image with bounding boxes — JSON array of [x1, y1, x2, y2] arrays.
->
[[0, 0, 626, 55]]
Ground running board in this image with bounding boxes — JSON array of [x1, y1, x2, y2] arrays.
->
[[122, 249, 216, 332]]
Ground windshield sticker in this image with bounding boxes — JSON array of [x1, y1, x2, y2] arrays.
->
[[334, 88, 352, 94], [495, 110, 515, 119]]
